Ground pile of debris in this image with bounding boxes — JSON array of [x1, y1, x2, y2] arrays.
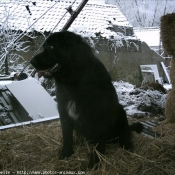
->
[[114, 81, 167, 119]]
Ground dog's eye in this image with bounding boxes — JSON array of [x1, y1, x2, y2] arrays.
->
[[48, 46, 53, 50]]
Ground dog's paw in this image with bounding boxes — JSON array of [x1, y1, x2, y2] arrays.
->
[[88, 152, 100, 169], [59, 149, 74, 159]]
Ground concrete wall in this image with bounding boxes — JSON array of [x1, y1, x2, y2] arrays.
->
[[3, 34, 165, 86], [96, 41, 165, 86]]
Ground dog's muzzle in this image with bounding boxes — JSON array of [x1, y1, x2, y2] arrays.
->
[[37, 63, 61, 78], [30, 62, 61, 78]]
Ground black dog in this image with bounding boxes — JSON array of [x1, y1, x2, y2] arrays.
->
[[30, 31, 143, 168]]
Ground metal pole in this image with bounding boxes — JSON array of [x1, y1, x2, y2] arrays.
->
[[62, 0, 88, 31]]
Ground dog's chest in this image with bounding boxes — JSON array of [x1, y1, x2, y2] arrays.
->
[[67, 100, 79, 120]]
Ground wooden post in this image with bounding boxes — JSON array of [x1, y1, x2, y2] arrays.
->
[[62, 0, 88, 31]]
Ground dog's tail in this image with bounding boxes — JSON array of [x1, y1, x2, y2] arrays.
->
[[129, 122, 144, 134]]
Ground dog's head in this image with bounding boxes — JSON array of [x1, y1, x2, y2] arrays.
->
[[30, 31, 93, 78]]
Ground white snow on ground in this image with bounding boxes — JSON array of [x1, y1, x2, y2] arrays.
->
[[113, 81, 167, 118], [163, 83, 172, 90], [40, 79, 168, 119]]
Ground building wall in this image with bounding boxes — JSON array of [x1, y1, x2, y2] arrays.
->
[[96, 40, 165, 86], [6, 34, 165, 86]]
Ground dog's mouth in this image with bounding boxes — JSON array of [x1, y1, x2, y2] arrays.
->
[[36, 63, 61, 78]]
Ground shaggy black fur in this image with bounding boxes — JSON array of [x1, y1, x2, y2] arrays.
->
[[30, 31, 143, 169]]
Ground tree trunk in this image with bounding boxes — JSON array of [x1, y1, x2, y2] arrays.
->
[[5, 56, 9, 75]]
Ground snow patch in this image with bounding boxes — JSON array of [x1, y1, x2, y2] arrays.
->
[[113, 81, 167, 118]]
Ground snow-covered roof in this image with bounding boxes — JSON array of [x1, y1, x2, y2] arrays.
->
[[0, 0, 134, 38], [134, 27, 160, 47]]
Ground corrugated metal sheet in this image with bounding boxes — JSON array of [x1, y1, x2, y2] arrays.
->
[[0, 78, 59, 130]]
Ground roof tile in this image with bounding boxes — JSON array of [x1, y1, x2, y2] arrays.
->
[[0, 0, 136, 39]]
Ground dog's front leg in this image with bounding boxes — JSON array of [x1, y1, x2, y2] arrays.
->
[[88, 140, 106, 169], [59, 114, 74, 159]]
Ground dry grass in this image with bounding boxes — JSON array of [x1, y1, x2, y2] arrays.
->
[[0, 119, 175, 175]]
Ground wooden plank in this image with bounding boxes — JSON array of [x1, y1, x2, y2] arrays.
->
[[161, 62, 171, 84], [140, 64, 160, 82]]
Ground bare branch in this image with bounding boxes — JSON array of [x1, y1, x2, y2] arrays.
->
[[151, 0, 159, 26], [0, 2, 46, 74], [163, 0, 168, 15]]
